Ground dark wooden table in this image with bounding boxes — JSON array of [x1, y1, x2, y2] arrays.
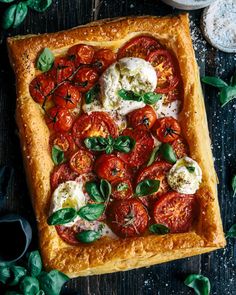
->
[[0, 0, 236, 294]]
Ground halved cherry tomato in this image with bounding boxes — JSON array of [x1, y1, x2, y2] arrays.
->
[[45, 107, 73, 132], [93, 49, 117, 72], [94, 154, 128, 182], [147, 49, 179, 94], [153, 192, 196, 233], [29, 74, 55, 104], [117, 36, 161, 60], [50, 133, 76, 157], [107, 199, 148, 237], [152, 117, 181, 143], [67, 44, 95, 66], [72, 112, 118, 147], [136, 161, 172, 200], [69, 149, 94, 175], [49, 57, 75, 84], [55, 224, 79, 245], [73, 66, 99, 92], [117, 128, 154, 167], [171, 137, 189, 159], [51, 163, 78, 191], [111, 179, 133, 200], [127, 106, 157, 129], [53, 82, 81, 109]]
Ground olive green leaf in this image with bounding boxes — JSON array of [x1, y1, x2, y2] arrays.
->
[[147, 146, 160, 166], [159, 143, 177, 164], [149, 224, 170, 235], [19, 276, 40, 295], [0, 266, 11, 284], [38, 270, 69, 295], [78, 203, 105, 221], [85, 181, 104, 202], [220, 86, 236, 107], [9, 265, 27, 286], [76, 230, 101, 243], [226, 224, 236, 238], [47, 208, 77, 225], [231, 175, 236, 198], [142, 92, 162, 105], [135, 179, 160, 197], [201, 76, 228, 88], [27, 251, 42, 277], [26, 0, 52, 12], [184, 274, 210, 295], [37, 48, 54, 72], [85, 84, 100, 104], [51, 145, 65, 165]]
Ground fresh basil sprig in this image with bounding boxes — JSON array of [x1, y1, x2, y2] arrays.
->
[[26, 0, 52, 13], [184, 274, 211, 295], [78, 203, 105, 221], [85, 84, 100, 104], [37, 48, 54, 72], [232, 175, 236, 198], [51, 145, 65, 165], [226, 224, 236, 238], [149, 224, 170, 235], [76, 230, 102, 243], [118, 89, 162, 105], [159, 143, 177, 164], [85, 179, 111, 202], [135, 179, 160, 197], [47, 208, 77, 225]]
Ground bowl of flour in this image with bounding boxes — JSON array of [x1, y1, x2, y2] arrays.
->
[[161, 0, 216, 10]]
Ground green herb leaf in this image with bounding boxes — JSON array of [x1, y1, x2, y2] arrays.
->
[[232, 175, 236, 198], [19, 276, 40, 295], [36, 291, 45, 295], [78, 203, 105, 221], [226, 224, 236, 238], [201, 76, 228, 88], [51, 145, 65, 165], [118, 89, 142, 102], [26, 0, 52, 12], [135, 179, 160, 197], [38, 270, 69, 295], [100, 179, 111, 201], [27, 251, 42, 277], [0, 266, 10, 284], [85, 84, 100, 104], [9, 265, 27, 286], [116, 182, 129, 191], [230, 71, 236, 86], [0, 0, 15, 3], [13, 2, 28, 29], [159, 143, 177, 164], [47, 208, 77, 225], [114, 136, 136, 153], [142, 92, 162, 105], [84, 137, 108, 152], [36, 48, 54, 72], [184, 274, 210, 295], [2, 4, 17, 29], [76, 230, 101, 243], [220, 86, 236, 107], [147, 146, 160, 166], [149, 224, 170, 235], [186, 166, 195, 173], [85, 181, 104, 202]]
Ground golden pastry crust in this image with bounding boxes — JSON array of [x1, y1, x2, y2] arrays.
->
[[7, 14, 226, 277]]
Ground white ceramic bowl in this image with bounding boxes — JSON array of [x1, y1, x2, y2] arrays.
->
[[161, 0, 216, 10]]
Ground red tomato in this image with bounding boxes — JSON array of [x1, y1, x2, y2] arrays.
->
[[55, 225, 79, 245], [53, 82, 81, 109], [107, 199, 149, 237], [127, 106, 157, 129], [111, 179, 133, 200], [67, 44, 95, 66], [69, 149, 94, 175], [50, 163, 78, 191], [94, 154, 128, 182], [152, 117, 181, 143], [93, 49, 117, 72], [153, 192, 196, 233], [73, 66, 99, 92], [171, 137, 189, 159], [29, 74, 55, 104], [49, 57, 75, 84], [117, 36, 161, 59], [50, 133, 76, 157], [117, 128, 154, 167], [45, 107, 73, 132], [147, 49, 179, 94], [136, 161, 172, 200], [72, 112, 118, 147]]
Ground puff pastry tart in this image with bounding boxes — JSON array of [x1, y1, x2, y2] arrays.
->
[[7, 15, 226, 277]]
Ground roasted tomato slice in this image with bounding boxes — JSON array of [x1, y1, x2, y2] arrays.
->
[[111, 179, 133, 200], [94, 154, 128, 182], [171, 137, 189, 159], [93, 49, 117, 73], [55, 224, 79, 245], [136, 161, 172, 200], [72, 66, 99, 93], [152, 117, 181, 143], [67, 44, 95, 66], [72, 112, 118, 147], [147, 49, 179, 94], [45, 107, 73, 132], [69, 149, 94, 175], [153, 192, 196, 233], [127, 106, 157, 129], [49, 57, 75, 84], [117, 128, 154, 167], [117, 36, 161, 59], [51, 163, 78, 191], [53, 82, 81, 109], [29, 74, 55, 104], [50, 133, 76, 157], [107, 199, 148, 238]]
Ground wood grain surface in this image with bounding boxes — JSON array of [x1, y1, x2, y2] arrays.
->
[[0, 0, 236, 294]]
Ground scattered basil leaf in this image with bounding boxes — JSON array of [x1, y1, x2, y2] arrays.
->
[[47, 208, 77, 225], [26, 0, 52, 12], [149, 224, 170, 235], [186, 166, 195, 173], [226, 224, 236, 238], [147, 146, 160, 167], [100, 179, 111, 201], [84, 137, 108, 152], [230, 71, 236, 86], [9, 265, 27, 286], [78, 203, 105, 221], [184, 274, 210, 295], [76, 230, 101, 243], [135, 179, 160, 197], [36, 291, 45, 295], [13, 2, 28, 28], [114, 136, 136, 153], [142, 92, 162, 105], [232, 175, 236, 198], [117, 182, 129, 191], [36, 48, 54, 72], [118, 89, 142, 102], [85, 84, 100, 104], [51, 145, 65, 165], [38, 270, 69, 295], [2, 4, 17, 29], [0, 266, 10, 284], [27, 251, 42, 277], [201, 76, 228, 88], [0, 0, 15, 3], [220, 86, 236, 107], [0, 165, 13, 199], [85, 181, 104, 202], [19, 276, 40, 295], [159, 143, 177, 164]]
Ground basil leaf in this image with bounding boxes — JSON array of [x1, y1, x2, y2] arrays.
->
[[135, 179, 160, 197], [226, 224, 236, 238], [0, 165, 13, 199], [47, 208, 77, 225], [85, 181, 104, 202], [2, 4, 17, 29], [149, 224, 170, 235], [230, 71, 236, 86], [84, 137, 108, 152], [38, 270, 69, 295], [100, 179, 111, 200], [27, 251, 42, 277], [147, 146, 160, 167], [9, 265, 27, 286], [13, 2, 28, 28], [36, 291, 45, 295], [118, 89, 142, 102], [117, 182, 129, 191], [26, 0, 52, 12], [159, 143, 177, 164], [186, 166, 195, 173], [0, 266, 10, 284], [114, 136, 136, 153], [36, 48, 54, 72], [232, 175, 236, 198], [20, 276, 40, 295], [76, 230, 101, 243], [220, 86, 236, 107], [184, 274, 210, 295], [201, 76, 228, 88], [0, 0, 15, 2], [78, 203, 105, 221], [85, 84, 100, 104], [51, 145, 65, 165], [142, 92, 162, 105]]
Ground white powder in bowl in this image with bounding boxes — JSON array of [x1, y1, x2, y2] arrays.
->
[[161, 0, 216, 10]]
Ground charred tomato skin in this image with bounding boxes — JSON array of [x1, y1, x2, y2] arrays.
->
[[73, 66, 99, 93], [152, 117, 181, 143], [45, 107, 73, 132], [29, 74, 55, 104], [127, 105, 157, 129], [53, 82, 81, 109]]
